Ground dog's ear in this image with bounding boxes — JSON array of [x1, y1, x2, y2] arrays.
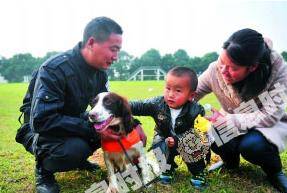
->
[[111, 93, 133, 134], [119, 97, 133, 134]]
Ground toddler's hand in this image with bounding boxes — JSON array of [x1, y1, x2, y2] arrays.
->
[[166, 137, 175, 147]]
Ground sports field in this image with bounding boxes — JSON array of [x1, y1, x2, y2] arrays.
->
[[0, 82, 285, 193]]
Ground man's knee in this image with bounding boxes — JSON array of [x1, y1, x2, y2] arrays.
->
[[42, 138, 94, 172]]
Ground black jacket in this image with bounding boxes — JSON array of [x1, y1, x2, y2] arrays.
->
[[130, 96, 205, 149], [130, 97, 211, 163], [17, 43, 108, 157]]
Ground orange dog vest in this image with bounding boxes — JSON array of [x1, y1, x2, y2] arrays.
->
[[101, 129, 141, 152]]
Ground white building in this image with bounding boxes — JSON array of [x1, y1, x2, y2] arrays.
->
[[0, 74, 7, 83]]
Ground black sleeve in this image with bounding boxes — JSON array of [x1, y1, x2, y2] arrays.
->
[[198, 104, 205, 116], [129, 97, 160, 116], [30, 65, 94, 139], [152, 128, 166, 147], [19, 70, 38, 123], [101, 73, 109, 92], [149, 128, 168, 155], [190, 102, 206, 118]]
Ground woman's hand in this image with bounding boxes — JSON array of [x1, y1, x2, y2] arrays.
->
[[206, 108, 224, 123]]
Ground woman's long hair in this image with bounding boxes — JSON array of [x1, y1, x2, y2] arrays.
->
[[223, 28, 272, 101]]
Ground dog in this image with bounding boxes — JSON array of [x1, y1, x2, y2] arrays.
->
[[89, 92, 159, 193]]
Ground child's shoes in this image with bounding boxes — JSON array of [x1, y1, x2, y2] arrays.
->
[[190, 172, 208, 189], [159, 170, 175, 185]]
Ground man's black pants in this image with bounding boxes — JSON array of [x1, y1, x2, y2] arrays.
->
[[38, 137, 99, 173]]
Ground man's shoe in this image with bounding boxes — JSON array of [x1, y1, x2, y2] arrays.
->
[[267, 171, 287, 193], [35, 165, 60, 193], [79, 160, 101, 172]]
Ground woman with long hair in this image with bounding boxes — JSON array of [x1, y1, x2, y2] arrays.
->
[[196, 28, 287, 192]]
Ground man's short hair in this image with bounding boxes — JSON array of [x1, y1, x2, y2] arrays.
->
[[168, 66, 198, 91], [83, 17, 123, 44]]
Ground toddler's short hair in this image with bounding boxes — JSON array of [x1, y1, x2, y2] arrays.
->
[[168, 67, 198, 91]]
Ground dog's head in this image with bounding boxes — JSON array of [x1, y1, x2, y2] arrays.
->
[[89, 92, 133, 137]]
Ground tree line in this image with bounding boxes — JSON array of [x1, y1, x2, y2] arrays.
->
[[0, 49, 287, 82]]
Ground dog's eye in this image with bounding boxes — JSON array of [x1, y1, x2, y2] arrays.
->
[[91, 97, 99, 107], [103, 97, 112, 106]]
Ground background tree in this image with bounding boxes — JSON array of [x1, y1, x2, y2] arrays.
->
[[1, 49, 286, 82], [173, 49, 190, 67], [0, 56, 5, 74], [282, 51, 287, 62], [0, 53, 38, 82], [194, 52, 218, 74], [139, 49, 161, 67], [128, 57, 141, 74], [161, 54, 176, 72], [136, 49, 162, 80], [107, 51, 133, 80], [189, 56, 202, 74]]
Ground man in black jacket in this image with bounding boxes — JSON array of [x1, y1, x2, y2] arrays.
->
[[16, 17, 123, 193]]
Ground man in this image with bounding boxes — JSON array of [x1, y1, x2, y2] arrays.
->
[[15, 17, 122, 193]]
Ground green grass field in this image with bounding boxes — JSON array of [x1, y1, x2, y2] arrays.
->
[[0, 82, 286, 193]]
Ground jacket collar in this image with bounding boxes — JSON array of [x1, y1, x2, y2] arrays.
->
[[179, 102, 191, 116], [163, 98, 190, 118], [71, 42, 101, 76]]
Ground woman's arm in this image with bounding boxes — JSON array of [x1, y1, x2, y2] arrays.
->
[[195, 62, 215, 101]]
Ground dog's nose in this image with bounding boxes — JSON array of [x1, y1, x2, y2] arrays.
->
[[89, 113, 98, 120]]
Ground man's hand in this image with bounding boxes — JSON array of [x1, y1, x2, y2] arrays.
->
[[135, 124, 147, 147], [166, 137, 175, 147]]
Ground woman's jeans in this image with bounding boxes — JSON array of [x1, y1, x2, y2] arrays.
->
[[211, 130, 282, 176]]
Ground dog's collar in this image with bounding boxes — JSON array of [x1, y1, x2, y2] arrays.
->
[[101, 129, 141, 152]]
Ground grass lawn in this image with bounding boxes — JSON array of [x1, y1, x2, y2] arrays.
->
[[0, 82, 286, 193]]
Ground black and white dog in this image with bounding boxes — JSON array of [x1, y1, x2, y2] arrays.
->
[[89, 92, 159, 193]]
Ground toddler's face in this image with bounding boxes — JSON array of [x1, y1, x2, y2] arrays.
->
[[164, 74, 194, 109]]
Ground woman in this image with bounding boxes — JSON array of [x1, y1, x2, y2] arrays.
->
[[196, 28, 287, 192]]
